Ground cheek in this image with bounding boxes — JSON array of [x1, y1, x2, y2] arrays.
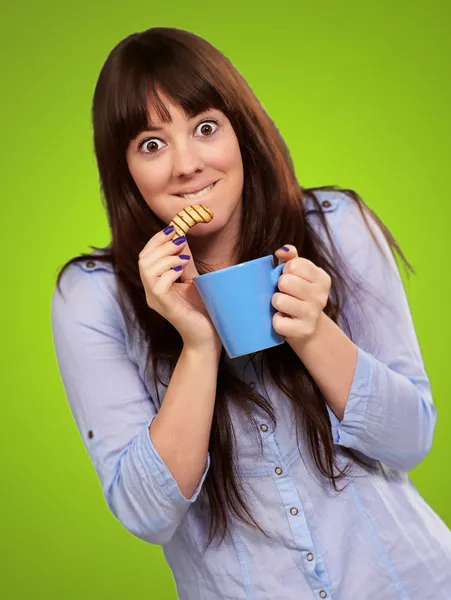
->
[[230, 151, 244, 193], [127, 160, 172, 219], [230, 145, 244, 189], [126, 148, 168, 193], [229, 139, 243, 172], [131, 163, 167, 196], [211, 133, 243, 172]]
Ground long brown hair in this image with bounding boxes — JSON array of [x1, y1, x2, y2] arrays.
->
[[55, 27, 414, 549]]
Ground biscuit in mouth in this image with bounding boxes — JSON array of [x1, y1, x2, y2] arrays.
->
[[169, 204, 214, 237]]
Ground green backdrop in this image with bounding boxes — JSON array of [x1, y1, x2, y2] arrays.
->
[[2, 0, 450, 598]]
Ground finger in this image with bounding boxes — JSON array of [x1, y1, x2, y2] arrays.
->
[[272, 292, 307, 319], [140, 253, 191, 280], [179, 240, 201, 284], [152, 261, 190, 299], [275, 245, 298, 265], [140, 233, 188, 271], [139, 225, 178, 260], [289, 259, 317, 283]]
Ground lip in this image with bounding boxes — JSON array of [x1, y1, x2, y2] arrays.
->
[[174, 180, 218, 196]]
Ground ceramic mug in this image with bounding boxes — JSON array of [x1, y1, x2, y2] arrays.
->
[[193, 255, 286, 359]]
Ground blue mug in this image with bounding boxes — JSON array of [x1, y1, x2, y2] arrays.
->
[[193, 255, 286, 359]]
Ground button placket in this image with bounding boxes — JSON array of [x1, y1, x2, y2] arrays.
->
[[264, 433, 331, 596], [265, 434, 330, 600]]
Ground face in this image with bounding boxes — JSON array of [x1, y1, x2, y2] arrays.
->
[[126, 94, 244, 243]]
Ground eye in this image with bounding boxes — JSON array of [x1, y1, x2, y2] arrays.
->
[[138, 138, 163, 154], [196, 119, 219, 137], [138, 119, 219, 154]]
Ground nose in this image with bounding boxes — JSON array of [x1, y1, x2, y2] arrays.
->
[[171, 140, 204, 178]]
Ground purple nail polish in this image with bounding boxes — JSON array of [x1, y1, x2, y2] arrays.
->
[[164, 225, 175, 235], [280, 246, 290, 252], [173, 235, 186, 245], [179, 254, 190, 260], [173, 265, 183, 271]]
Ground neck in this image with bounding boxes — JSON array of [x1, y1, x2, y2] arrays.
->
[[189, 230, 238, 270]]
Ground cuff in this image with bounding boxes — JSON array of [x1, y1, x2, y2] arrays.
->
[[327, 345, 373, 445], [136, 415, 210, 504]]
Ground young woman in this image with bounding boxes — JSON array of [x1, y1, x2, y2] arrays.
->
[[51, 26, 451, 600]]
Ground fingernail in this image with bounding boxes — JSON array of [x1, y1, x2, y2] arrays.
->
[[163, 225, 175, 235], [279, 246, 290, 252], [179, 254, 190, 260], [172, 235, 186, 245], [173, 265, 183, 271]]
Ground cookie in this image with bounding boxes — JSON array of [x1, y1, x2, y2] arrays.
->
[[169, 204, 214, 237]]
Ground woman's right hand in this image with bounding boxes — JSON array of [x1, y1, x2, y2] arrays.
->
[[138, 227, 223, 353]]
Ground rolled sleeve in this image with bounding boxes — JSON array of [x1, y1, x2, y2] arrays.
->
[[138, 414, 210, 503], [51, 262, 209, 546], [325, 194, 437, 471], [327, 344, 373, 445]]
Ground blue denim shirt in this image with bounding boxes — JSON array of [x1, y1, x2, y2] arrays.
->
[[51, 190, 451, 600]]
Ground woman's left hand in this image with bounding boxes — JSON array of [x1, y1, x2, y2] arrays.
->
[[272, 245, 332, 344]]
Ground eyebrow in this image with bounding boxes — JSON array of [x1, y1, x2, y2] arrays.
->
[[143, 110, 215, 133]]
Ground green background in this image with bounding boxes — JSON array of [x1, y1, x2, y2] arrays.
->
[[2, 1, 450, 598]]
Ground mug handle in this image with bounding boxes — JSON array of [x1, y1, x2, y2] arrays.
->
[[271, 262, 285, 286]]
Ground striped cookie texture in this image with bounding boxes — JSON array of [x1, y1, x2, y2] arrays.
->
[[169, 204, 214, 237]]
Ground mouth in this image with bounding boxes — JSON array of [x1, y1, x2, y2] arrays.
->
[[174, 180, 218, 200]]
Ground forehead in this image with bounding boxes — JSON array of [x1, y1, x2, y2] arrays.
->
[[145, 90, 222, 126]]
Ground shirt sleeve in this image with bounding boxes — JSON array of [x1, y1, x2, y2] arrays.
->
[[325, 194, 437, 472], [50, 263, 210, 545]]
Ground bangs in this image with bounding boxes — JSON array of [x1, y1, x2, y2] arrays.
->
[[112, 44, 229, 146]]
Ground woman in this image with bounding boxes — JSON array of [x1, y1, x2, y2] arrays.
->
[[51, 26, 451, 600]]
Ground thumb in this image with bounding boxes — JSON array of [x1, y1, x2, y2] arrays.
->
[[180, 239, 200, 284]]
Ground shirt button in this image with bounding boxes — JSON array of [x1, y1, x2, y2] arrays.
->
[[306, 552, 314, 562], [260, 424, 268, 432], [289, 507, 299, 516], [319, 591, 328, 599], [275, 467, 283, 476], [87, 430, 94, 439], [249, 381, 256, 389], [86, 260, 96, 268], [321, 200, 331, 208]]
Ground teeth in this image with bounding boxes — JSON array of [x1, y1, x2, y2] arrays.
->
[[181, 183, 214, 200]]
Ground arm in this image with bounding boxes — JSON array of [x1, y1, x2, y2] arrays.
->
[[299, 195, 437, 471], [51, 263, 218, 545], [149, 343, 220, 500], [288, 311, 358, 422]]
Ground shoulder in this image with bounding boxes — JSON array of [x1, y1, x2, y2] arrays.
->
[[305, 188, 398, 282], [52, 249, 120, 327], [303, 188, 353, 248], [303, 187, 355, 235], [303, 186, 384, 240], [57, 249, 116, 292], [303, 187, 347, 217], [74, 248, 117, 276]]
